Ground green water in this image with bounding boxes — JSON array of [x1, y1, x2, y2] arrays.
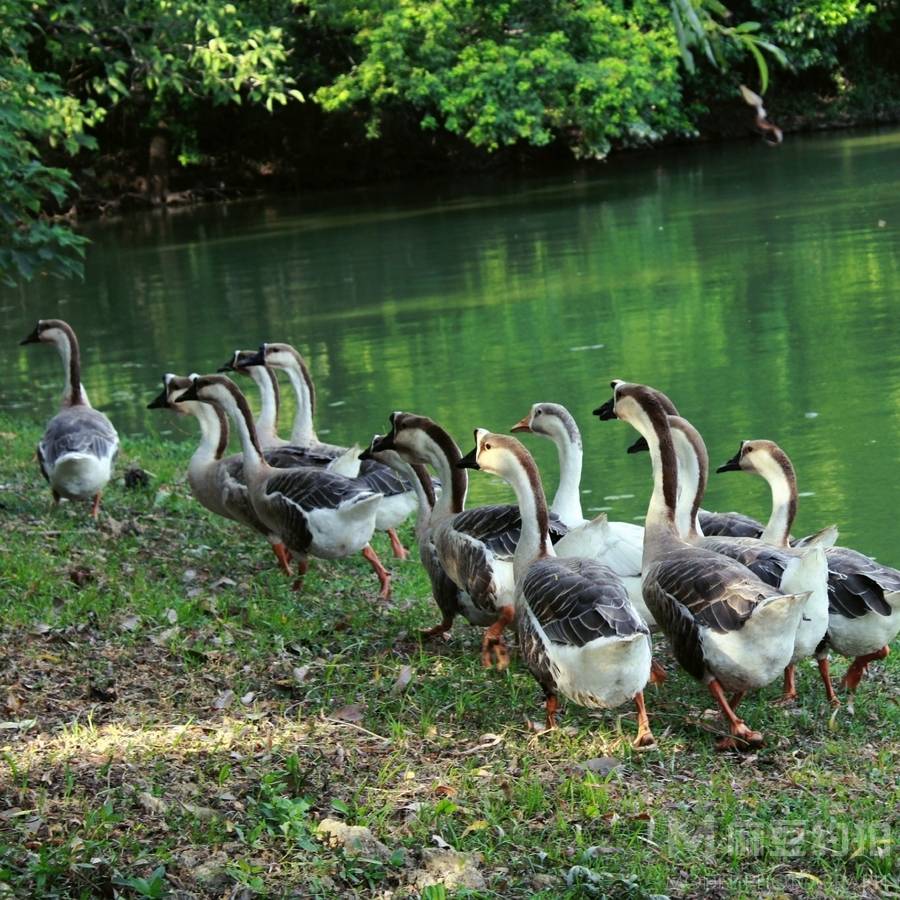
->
[[4, 129, 900, 559]]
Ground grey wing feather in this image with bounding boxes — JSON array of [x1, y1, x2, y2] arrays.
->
[[698, 509, 764, 540], [265, 467, 375, 512], [826, 547, 900, 619], [40, 407, 118, 469], [437, 527, 498, 613], [523, 557, 647, 647], [701, 539, 789, 589], [452, 505, 567, 558], [216, 457, 267, 534]]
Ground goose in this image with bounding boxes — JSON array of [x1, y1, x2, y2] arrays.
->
[[371, 411, 567, 667], [458, 430, 654, 745], [717, 439, 900, 697], [240, 342, 423, 559], [20, 319, 119, 517], [148, 374, 294, 575], [740, 84, 784, 145], [667, 418, 831, 706], [176, 375, 391, 597], [598, 381, 810, 750], [603, 383, 835, 548], [358, 435, 471, 636], [510, 402, 648, 621]]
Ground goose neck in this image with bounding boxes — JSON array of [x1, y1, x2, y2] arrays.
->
[[216, 389, 266, 478], [418, 430, 466, 520], [500, 453, 554, 586], [670, 419, 707, 541], [759, 453, 796, 547], [52, 327, 88, 408], [550, 432, 584, 525], [283, 359, 318, 446], [188, 402, 228, 470], [249, 367, 279, 445]]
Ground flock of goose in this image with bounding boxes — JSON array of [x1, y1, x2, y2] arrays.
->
[[20, 319, 900, 751]]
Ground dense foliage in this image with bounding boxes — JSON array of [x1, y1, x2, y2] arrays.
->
[[2, 0, 899, 284]]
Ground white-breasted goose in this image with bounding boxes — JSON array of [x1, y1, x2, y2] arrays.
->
[[176, 375, 391, 597], [20, 319, 118, 517], [600, 381, 810, 751], [458, 430, 654, 745], [372, 411, 567, 667], [241, 343, 425, 560], [599, 382, 835, 548], [148, 374, 295, 575], [669, 420, 831, 706], [717, 439, 900, 697]]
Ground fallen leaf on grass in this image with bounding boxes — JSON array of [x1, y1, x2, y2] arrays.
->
[[138, 792, 168, 815], [213, 690, 235, 710], [0, 719, 36, 731], [164, 608, 178, 624], [150, 626, 179, 645], [119, 615, 141, 632], [69, 566, 93, 588], [462, 819, 490, 837], [434, 785, 457, 798], [578, 757, 621, 776], [431, 834, 453, 850], [333, 703, 365, 722], [31, 623, 52, 636], [293, 666, 310, 684], [240, 691, 255, 705], [182, 803, 217, 821], [391, 665, 413, 696]]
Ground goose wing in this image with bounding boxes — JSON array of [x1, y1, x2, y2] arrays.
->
[[451, 504, 567, 558], [697, 509, 764, 540], [523, 557, 647, 647], [700, 538, 789, 590], [826, 547, 900, 619], [39, 407, 118, 474], [264, 446, 342, 470], [265, 467, 375, 512], [216, 456, 265, 532]]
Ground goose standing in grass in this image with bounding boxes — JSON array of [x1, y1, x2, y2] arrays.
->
[[717, 439, 900, 698], [666, 419, 831, 705], [240, 343, 422, 559], [371, 412, 567, 666], [613, 382, 835, 548], [19, 319, 118, 517], [459, 430, 654, 745], [176, 375, 392, 597], [148, 373, 294, 575], [358, 435, 471, 633], [598, 381, 811, 750]]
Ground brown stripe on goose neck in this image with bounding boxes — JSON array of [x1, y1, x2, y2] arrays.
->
[[770, 444, 798, 532], [620, 385, 678, 519], [669, 415, 708, 526], [648, 386, 679, 417], [45, 319, 83, 407], [213, 405, 229, 459], [540, 403, 581, 448], [411, 463, 436, 508], [266, 366, 280, 428], [395, 413, 466, 513], [202, 376, 264, 459], [507, 439, 550, 550]]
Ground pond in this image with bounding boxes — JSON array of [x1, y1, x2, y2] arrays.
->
[[4, 128, 900, 560]]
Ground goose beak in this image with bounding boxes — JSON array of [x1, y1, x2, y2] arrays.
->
[[593, 398, 616, 420], [369, 433, 395, 453], [716, 450, 743, 474], [358, 446, 373, 461], [457, 447, 479, 470], [19, 326, 41, 345], [176, 382, 200, 403], [510, 414, 532, 434], [216, 358, 236, 373], [627, 437, 649, 454], [147, 388, 170, 410], [243, 348, 266, 367]]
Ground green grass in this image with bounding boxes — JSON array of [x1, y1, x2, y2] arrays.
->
[[0, 414, 898, 898]]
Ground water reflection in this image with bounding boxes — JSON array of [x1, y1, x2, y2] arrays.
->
[[4, 128, 900, 558]]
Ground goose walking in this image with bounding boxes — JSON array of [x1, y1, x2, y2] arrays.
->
[[176, 375, 391, 597], [19, 319, 118, 517], [666, 419, 830, 705], [241, 343, 423, 559], [148, 374, 293, 574], [598, 381, 810, 750], [459, 430, 654, 745], [371, 411, 567, 667], [717, 439, 900, 698]]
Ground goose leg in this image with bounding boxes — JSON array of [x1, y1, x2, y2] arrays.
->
[[271, 542, 292, 576], [840, 646, 889, 693], [779, 665, 798, 704], [544, 693, 559, 730], [420, 617, 454, 639], [708, 680, 763, 751], [361, 544, 392, 600], [52, 490, 61, 507], [481, 605, 515, 670], [387, 528, 409, 560], [816, 656, 840, 707], [90, 492, 101, 518], [632, 691, 656, 748], [291, 556, 309, 592], [649, 659, 667, 685]]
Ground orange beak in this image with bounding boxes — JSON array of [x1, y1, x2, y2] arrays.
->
[[510, 415, 532, 434]]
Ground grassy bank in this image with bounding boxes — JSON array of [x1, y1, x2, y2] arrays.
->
[[0, 415, 897, 898]]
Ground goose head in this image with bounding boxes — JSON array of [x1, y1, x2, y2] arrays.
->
[[458, 429, 528, 481], [370, 411, 457, 466], [717, 439, 795, 485], [595, 382, 679, 455], [19, 318, 75, 348], [147, 373, 195, 413], [244, 342, 305, 371], [510, 402, 582, 449], [217, 350, 259, 375], [360, 433, 406, 471]]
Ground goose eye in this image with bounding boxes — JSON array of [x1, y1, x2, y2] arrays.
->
[[535, 409, 542, 416], [484, 442, 491, 450], [745, 446, 753, 454]]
